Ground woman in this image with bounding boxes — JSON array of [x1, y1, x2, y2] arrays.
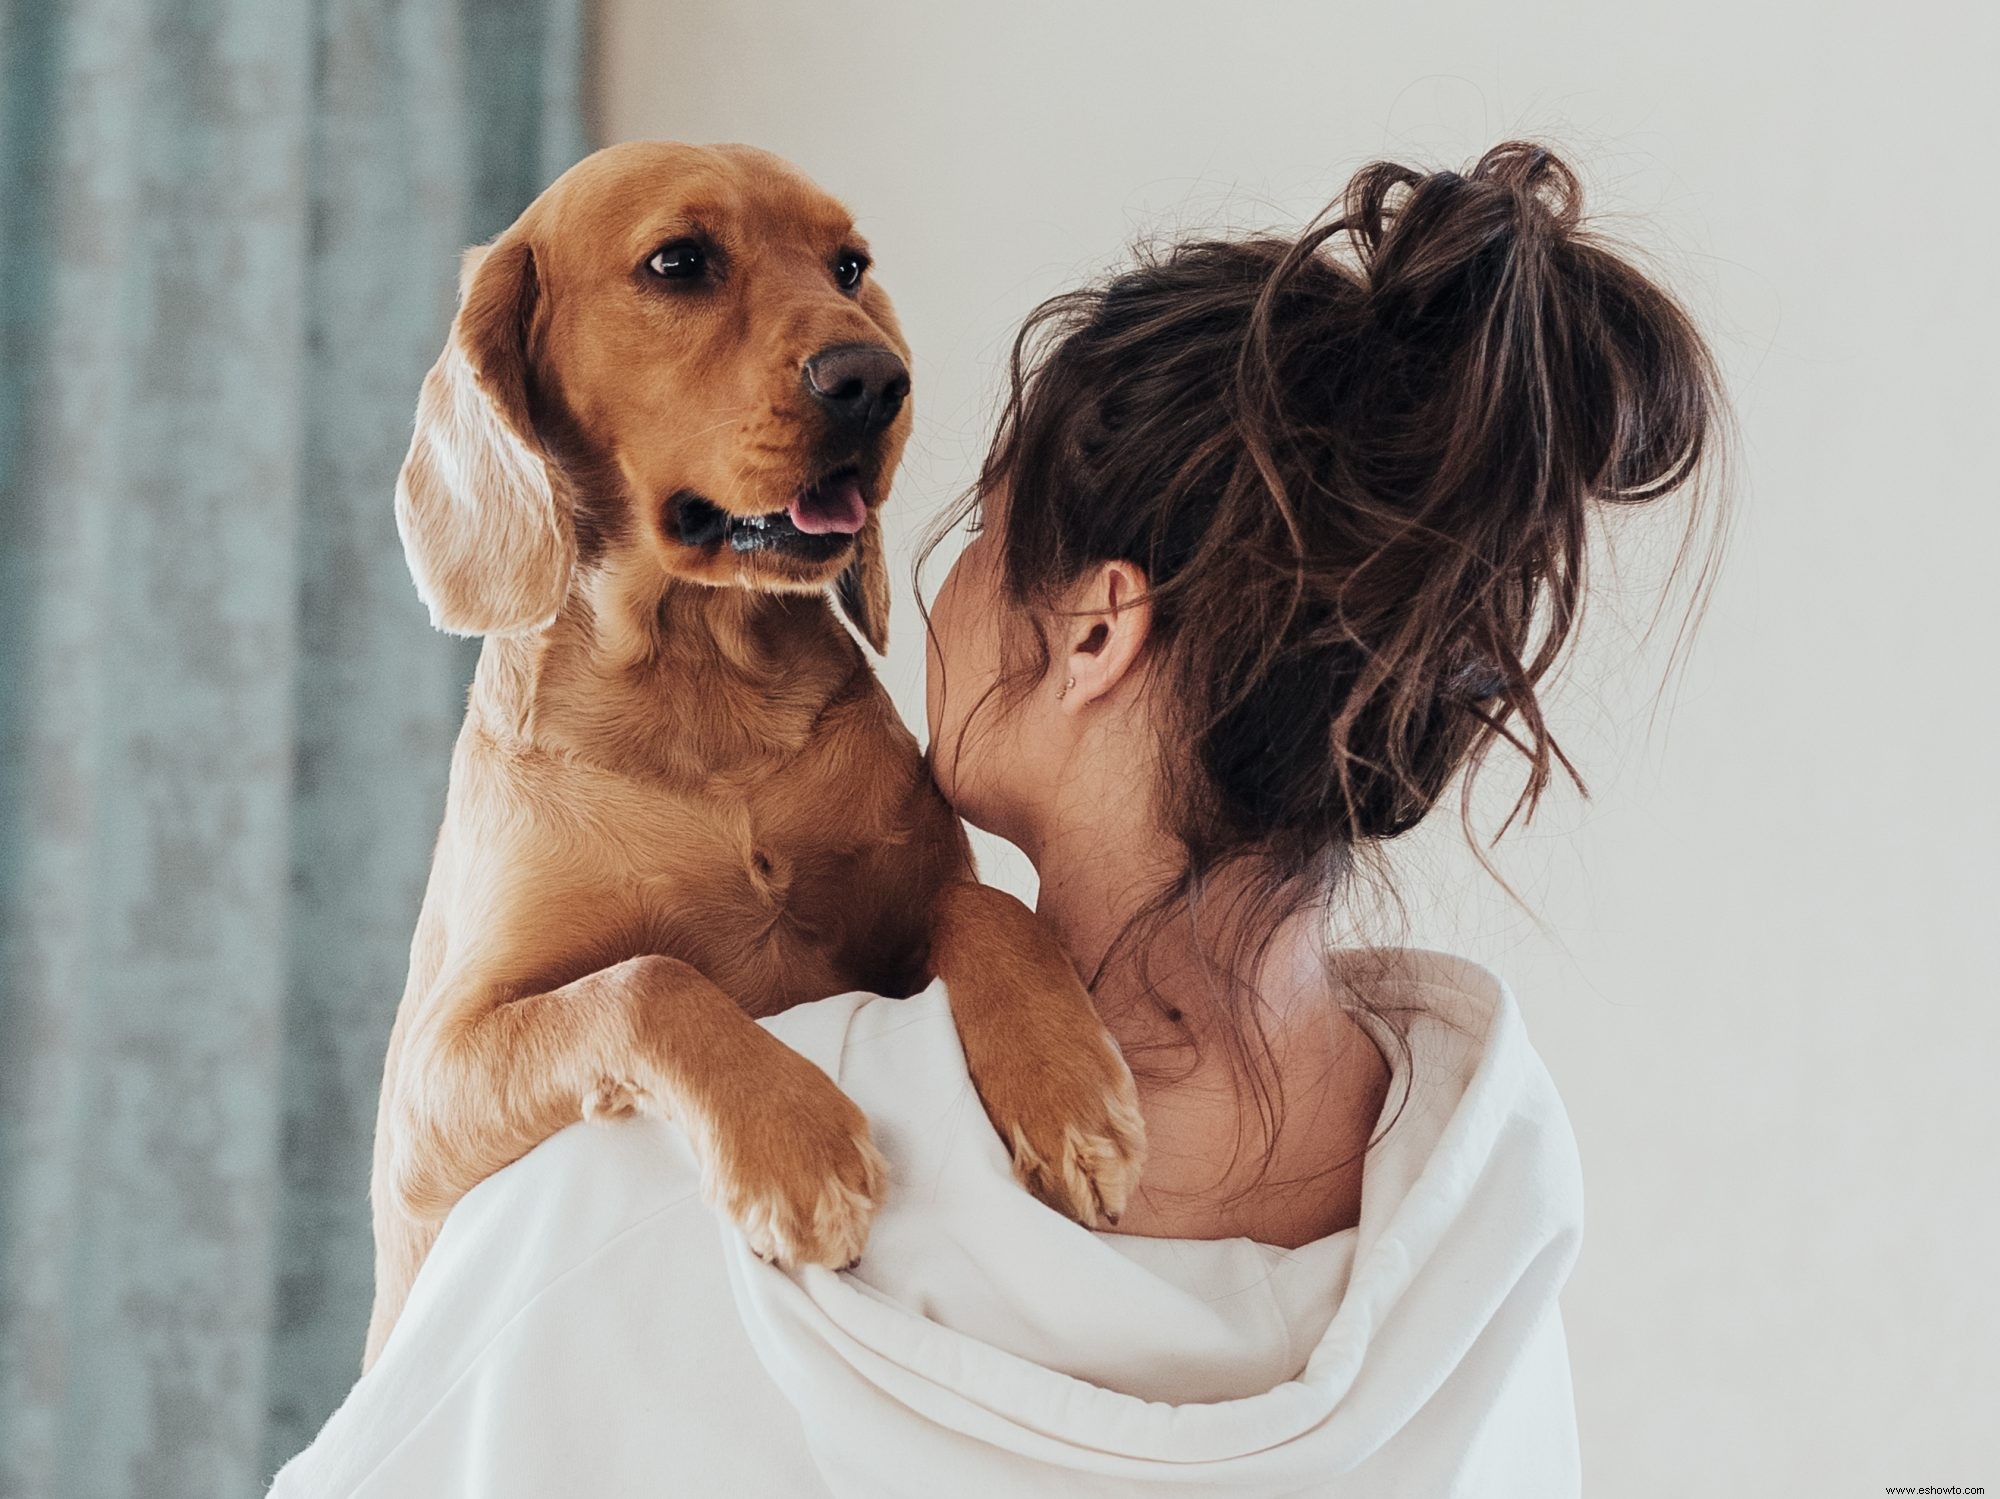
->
[[274, 141, 1721, 1497]]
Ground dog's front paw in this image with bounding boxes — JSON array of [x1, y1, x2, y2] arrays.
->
[[696, 1050, 886, 1270], [931, 882, 1149, 1229], [975, 1025, 1148, 1229]]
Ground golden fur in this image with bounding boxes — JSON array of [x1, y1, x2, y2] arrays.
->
[[366, 142, 1144, 1368]]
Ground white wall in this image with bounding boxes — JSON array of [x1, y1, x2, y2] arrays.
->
[[596, 3, 1999, 1490]]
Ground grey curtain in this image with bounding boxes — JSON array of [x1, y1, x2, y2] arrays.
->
[[0, 2, 587, 1493]]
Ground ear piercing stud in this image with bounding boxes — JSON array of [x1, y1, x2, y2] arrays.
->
[[1058, 676, 1076, 701]]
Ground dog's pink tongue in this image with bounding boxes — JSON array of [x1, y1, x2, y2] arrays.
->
[[789, 475, 868, 535]]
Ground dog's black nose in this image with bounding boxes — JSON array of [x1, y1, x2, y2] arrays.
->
[[803, 343, 909, 436]]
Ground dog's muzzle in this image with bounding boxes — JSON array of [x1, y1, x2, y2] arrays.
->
[[673, 468, 866, 562]]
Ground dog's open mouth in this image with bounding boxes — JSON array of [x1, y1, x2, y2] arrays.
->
[[674, 468, 867, 563]]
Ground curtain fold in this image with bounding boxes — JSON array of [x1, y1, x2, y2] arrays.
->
[[0, 3, 587, 1493]]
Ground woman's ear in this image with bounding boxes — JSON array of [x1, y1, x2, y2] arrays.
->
[[836, 509, 890, 653], [394, 236, 575, 637], [1058, 559, 1152, 710]]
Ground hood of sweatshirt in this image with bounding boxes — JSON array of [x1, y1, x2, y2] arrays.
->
[[732, 948, 1586, 1498]]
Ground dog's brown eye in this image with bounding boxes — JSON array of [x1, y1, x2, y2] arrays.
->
[[647, 241, 706, 280], [833, 250, 868, 291]]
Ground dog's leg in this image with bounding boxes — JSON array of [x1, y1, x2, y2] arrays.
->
[[930, 882, 1147, 1226], [369, 952, 884, 1353]]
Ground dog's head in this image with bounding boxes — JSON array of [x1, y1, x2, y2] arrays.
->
[[395, 141, 910, 653]]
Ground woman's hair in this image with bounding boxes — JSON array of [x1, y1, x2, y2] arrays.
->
[[922, 141, 1727, 1180]]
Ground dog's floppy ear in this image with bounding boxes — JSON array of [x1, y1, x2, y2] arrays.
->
[[395, 237, 574, 637], [836, 509, 890, 654]]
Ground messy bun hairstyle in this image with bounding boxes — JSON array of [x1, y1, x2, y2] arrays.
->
[[924, 142, 1726, 1140]]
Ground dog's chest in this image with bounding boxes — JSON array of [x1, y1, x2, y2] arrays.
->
[[612, 737, 937, 1010]]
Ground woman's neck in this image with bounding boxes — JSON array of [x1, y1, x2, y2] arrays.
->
[[1027, 806, 1392, 1247]]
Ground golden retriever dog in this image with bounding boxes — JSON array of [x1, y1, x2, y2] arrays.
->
[[364, 142, 1145, 1368]]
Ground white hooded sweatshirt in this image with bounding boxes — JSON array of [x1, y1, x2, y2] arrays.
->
[[270, 949, 1584, 1497]]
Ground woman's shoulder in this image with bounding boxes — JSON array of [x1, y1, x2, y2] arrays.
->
[[1329, 944, 1544, 1073], [273, 1116, 787, 1495], [758, 980, 968, 1096], [1332, 943, 1511, 1013], [1335, 946, 1584, 1209]]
